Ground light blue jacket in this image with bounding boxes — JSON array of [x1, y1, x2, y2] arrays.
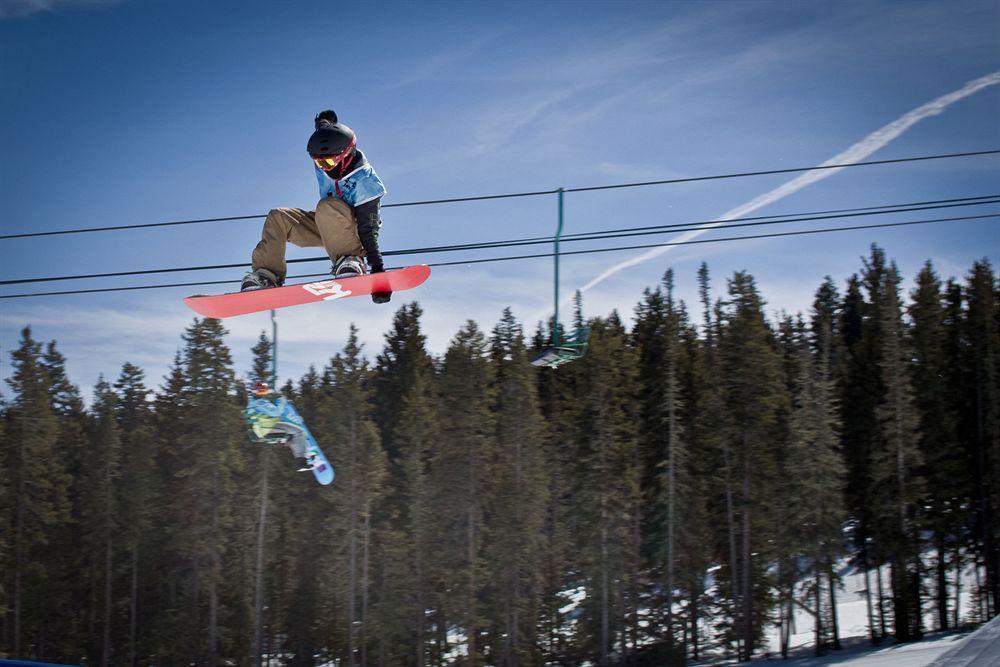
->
[[314, 162, 387, 207]]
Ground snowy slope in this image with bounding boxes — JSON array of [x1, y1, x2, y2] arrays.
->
[[928, 615, 1000, 666], [750, 557, 994, 666], [752, 633, 971, 666]]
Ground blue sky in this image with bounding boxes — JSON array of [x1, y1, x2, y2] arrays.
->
[[1, 0, 998, 396]]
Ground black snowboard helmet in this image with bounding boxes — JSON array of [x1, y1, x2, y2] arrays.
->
[[307, 109, 357, 176]]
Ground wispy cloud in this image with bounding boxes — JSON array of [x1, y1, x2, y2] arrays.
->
[[390, 9, 829, 179], [388, 32, 505, 89], [471, 84, 591, 154], [568, 71, 1000, 300], [0, 0, 121, 19]]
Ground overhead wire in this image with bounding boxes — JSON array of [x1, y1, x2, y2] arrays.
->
[[1, 149, 996, 240], [423, 213, 1000, 268], [386, 195, 1000, 255], [2, 211, 997, 299], [2, 195, 998, 287]]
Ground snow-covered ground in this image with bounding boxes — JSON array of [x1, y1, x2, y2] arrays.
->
[[311, 558, 989, 666], [750, 632, 972, 666], [759, 566, 988, 667], [762, 564, 878, 655]]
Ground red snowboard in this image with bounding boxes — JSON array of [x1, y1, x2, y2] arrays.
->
[[184, 265, 430, 319]]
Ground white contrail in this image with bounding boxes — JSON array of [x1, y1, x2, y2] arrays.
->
[[573, 71, 1000, 296]]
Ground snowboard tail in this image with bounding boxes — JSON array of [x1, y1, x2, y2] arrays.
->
[[302, 431, 334, 485]]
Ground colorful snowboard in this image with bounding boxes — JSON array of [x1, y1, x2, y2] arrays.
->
[[243, 394, 334, 486], [184, 265, 431, 319], [245, 394, 334, 485]]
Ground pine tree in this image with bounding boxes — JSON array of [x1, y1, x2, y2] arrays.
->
[[631, 282, 668, 549], [773, 316, 806, 659], [660, 274, 702, 654], [3, 328, 70, 659], [810, 280, 847, 651], [840, 251, 887, 643], [534, 425, 579, 659], [633, 269, 699, 654], [166, 318, 244, 663], [0, 394, 8, 651], [717, 272, 786, 660], [40, 340, 89, 657], [692, 265, 745, 659], [671, 306, 714, 663], [113, 362, 157, 666], [942, 278, 973, 626], [374, 303, 436, 464], [532, 308, 587, 665], [483, 308, 549, 666], [321, 325, 388, 666], [433, 321, 496, 665], [367, 303, 440, 663], [779, 313, 844, 656], [83, 378, 122, 666], [572, 313, 641, 665], [870, 265, 924, 641], [373, 365, 440, 665], [909, 262, 963, 629], [965, 260, 1000, 617]]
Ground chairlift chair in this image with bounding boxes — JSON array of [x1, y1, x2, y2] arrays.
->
[[531, 188, 590, 368]]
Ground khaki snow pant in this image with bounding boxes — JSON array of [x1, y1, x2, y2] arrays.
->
[[251, 197, 365, 283]]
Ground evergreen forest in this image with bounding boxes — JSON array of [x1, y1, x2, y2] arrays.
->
[[2, 244, 999, 666]]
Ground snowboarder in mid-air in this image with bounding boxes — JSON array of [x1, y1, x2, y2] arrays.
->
[[244, 382, 334, 485], [241, 109, 391, 304]]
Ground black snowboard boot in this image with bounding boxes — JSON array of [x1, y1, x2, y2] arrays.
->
[[332, 255, 365, 279], [241, 268, 280, 292]]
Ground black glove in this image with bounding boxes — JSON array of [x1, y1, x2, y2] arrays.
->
[[369, 262, 391, 303]]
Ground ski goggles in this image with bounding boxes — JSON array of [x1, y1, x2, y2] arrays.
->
[[312, 155, 343, 170], [311, 146, 354, 171]]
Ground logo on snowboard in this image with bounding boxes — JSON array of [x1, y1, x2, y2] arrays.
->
[[303, 280, 353, 301]]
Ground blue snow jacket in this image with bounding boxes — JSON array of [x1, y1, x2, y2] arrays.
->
[[315, 149, 387, 271]]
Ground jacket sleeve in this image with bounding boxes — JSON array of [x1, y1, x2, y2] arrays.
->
[[355, 198, 384, 272]]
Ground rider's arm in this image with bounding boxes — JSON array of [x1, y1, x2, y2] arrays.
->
[[355, 198, 384, 272]]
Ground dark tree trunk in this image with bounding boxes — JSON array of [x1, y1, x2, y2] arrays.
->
[[863, 556, 878, 644], [690, 588, 700, 661], [129, 545, 138, 667], [740, 445, 752, 662], [954, 551, 962, 629], [253, 453, 270, 667], [936, 541, 950, 631], [876, 563, 887, 638], [828, 562, 841, 650], [722, 441, 741, 660], [208, 465, 220, 667], [14, 512, 23, 658], [600, 518, 610, 667], [101, 531, 113, 667], [362, 508, 371, 667], [976, 380, 998, 618], [815, 569, 825, 656]]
